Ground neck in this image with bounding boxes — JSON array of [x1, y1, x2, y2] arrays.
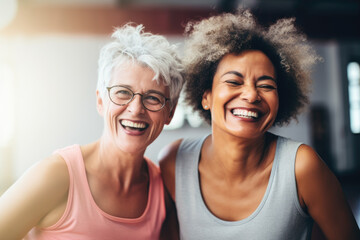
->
[[84, 137, 148, 191], [202, 131, 274, 181]]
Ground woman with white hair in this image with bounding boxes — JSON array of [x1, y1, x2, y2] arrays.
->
[[0, 24, 184, 240]]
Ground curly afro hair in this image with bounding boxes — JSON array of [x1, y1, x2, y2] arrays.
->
[[183, 8, 321, 126]]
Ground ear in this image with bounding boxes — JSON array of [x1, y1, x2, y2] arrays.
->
[[96, 90, 104, 116], [165, 101, 178, 125], [202, 90, 212, 110]]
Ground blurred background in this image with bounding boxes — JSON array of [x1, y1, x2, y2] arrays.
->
[[0, 0, 359, 234]]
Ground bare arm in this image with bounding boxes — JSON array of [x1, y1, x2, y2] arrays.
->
[[158, 139, 182, 201], [158, 139, 183, 240], [160, 186, 179, 240], [0, 154, 69, 240], [295, 144, 360, 240]]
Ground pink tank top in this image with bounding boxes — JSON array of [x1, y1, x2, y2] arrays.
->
[[25, 145, 166, 240]]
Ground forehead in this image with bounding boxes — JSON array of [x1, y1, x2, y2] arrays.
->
[[111, 62, 168, 93], [216, 50, 276, 76]]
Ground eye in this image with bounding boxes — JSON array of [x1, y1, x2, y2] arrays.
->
[[225, 80, 242, 86], [257, 84, 277, 91], [143, 94, 163, 105], [116, 89, 131, 95], [113, 88, 133, 100]]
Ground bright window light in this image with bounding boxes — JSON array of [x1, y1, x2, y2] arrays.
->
[[164, 93, 205, 130], [165, 105, 185, 130], [0, 63, 15, 147], [347, 62, 360, 134], [0, 0, 17, 30]]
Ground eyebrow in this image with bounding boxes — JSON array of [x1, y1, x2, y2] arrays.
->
[[222, 71, 243, 78], [222, 71, 276, 82], [258, 75, 277, 82], [114, 84, 167, 96]]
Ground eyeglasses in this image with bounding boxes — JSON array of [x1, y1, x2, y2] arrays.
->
[[106, 85, 170, 112]]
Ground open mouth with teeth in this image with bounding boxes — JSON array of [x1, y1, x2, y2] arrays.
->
[[232, 109, 259, 119], [120, 120, 149, 131]]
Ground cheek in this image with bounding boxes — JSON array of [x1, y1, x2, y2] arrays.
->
[[104, 105, 125, 122], [150, 112, 168, 128], [269, 93, 279, 114], [147, 117, 166, 141], [211, 88, 232, 107], [216, 93, 228, 105]]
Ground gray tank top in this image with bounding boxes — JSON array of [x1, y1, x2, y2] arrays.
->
[[175, 135, 313, 240]]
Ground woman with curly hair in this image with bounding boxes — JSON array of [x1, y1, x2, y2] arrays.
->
[[159, 9, 360, 240]]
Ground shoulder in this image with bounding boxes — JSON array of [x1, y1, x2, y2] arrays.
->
[[158, 139, 183, 201], [11, 153, 70, 198], [18, 153, 70, 210], [22, 153, 71, 228], [36, 153, 70, 190], [295, 144, 325, 183], [158, 139, 183, 168], [145, 158, 162, 182], [0, 153, 70, 238], [294, 143, 340, 211], [294, 145, 360, 239]]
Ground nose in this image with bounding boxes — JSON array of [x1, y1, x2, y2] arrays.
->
[[126, 94, 146, 114], [241, 84, 261, 103]]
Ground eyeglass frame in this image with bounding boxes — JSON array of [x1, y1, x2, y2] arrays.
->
[[106, 85, 170, 112]]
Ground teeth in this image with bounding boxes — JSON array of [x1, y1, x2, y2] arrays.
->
[[232, 109, 258, 119], [121, 120, 147, 129]]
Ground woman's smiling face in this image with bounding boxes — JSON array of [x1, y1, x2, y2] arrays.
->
[[97, 62, 173, 154], [202, 50, 279, 139]]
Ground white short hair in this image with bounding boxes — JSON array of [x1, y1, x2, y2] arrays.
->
[[97, 24, 184, 108]]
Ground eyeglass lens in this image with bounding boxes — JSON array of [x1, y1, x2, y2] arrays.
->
[[108, 86, 167, 111]]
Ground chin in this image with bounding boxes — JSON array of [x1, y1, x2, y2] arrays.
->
[[224, 127, 263, 139]]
